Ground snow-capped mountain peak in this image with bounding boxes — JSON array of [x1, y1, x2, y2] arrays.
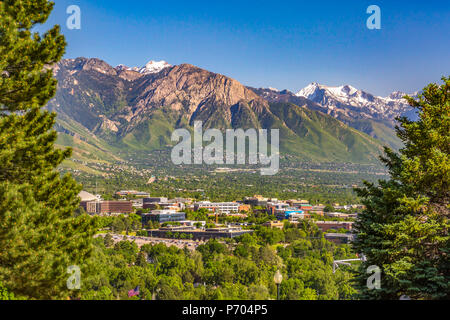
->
[[388, 91, 406, 100], [295, 82, 417, 122], [296, 83, 360, 99], [296, 82, 322, 99], [387, 91, 418, 101], [115, 60, 172, 75], [138, 60, 172, 74]]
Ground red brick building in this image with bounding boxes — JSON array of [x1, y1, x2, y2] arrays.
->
[[100, 201, 133, 214], [315, 221, 353, 232]]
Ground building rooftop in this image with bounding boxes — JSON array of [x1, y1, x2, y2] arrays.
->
[[78, 191, 97, 202], [324, 233, 354, 238], [144, 210, 182, 215]]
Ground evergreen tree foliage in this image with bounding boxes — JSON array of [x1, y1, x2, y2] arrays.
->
[[0, 0, 97, 299], [0, 280, 15, 300], [353, 77, 449, 300]]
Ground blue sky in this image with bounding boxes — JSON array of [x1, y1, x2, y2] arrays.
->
[[43, 0, 450, 96]]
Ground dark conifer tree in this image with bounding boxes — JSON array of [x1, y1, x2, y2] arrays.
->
[[353, 77, 449, 299], [0, 0, 97, 299]]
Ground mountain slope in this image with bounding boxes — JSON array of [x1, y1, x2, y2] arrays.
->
[[47, 58, 386, 165], [249, 86, 413, 150], [268, 103, 383, 163]]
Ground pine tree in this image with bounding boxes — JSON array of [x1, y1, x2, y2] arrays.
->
[[353, 77, 449, 300], [0, 1, 97, 299], [0, 281, 15, 300]]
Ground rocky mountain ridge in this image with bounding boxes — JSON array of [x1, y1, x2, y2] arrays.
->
[[47, 57, 387, 165]]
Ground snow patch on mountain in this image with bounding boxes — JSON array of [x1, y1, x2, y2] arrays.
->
[[115, 60, 172, 74], [295, 83, 418, 121], [136, 60, 172, 74]]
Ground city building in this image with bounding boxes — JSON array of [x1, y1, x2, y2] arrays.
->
[[100, 201, 133, 215], [243, 195, 269, 207], [178, 220, 207, 227], [315, 221, 353, 232], [84, 200, 133, 215], [143, 202, 159, 210], [116, 190, 150, 197], [144, 197, 168, 204], [275, 208, 305, 220], [160, 202, 185, 211], [131, 198, 143, 208], [228, 222, 254, 227], [238, 204, 251, 212], [287, 212, 309, 221], [86, 201, 101, 214], [296, 204, 313, 211], [143, 201, 185, 211], [286, 199, 310, 207], [194, 201, 241, 214], [335, 205, 352, 210], [79, 191, 97, 212], [79, 190, 97, 201], [148, 226, 254, 240], [309, 210, 324, 216], [141, 210, 186, 225], [262, 221, 285, 229], [267, 202, 289, 215], [168, 198, 193, 204], [324, 233, 354, 245], [325, 212, 357, 219]]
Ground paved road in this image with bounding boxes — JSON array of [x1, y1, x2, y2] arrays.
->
[[96, 233, 205, 250]]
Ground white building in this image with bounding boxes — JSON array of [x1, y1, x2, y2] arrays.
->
[[151, 209, 178, 215], [194, 201, 240, 214]]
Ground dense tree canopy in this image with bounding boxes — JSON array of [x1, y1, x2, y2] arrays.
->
[[81, 221, 357, 300]]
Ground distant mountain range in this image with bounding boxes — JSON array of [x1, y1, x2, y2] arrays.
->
[[296, 82, 418, 123], [250, 84, 418, 150], [47, 57, 418, 169]]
